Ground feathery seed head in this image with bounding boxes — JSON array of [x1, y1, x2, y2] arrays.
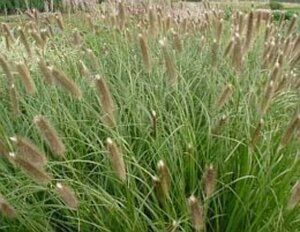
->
[[34, 115, 66, 156], [211, 39, 219, 66], [30, 30, 45, 49], [51, 67, 82, 98], [55, 13, 64, 31], [10, 153, 51, 184], [212, 114, 227, 135], [0, 55, 14, 86], [216, 83, 233, 109], [157, 160, 171, 198], [94, 75, 116, 128], [204, 164, 217, 198], [9, 84, 19, 117], [188, 195, 204, 231], [270, 62, 280, 83], [280, 114, 300, 146], [106, 137, 126, 182], [151, 110, 157, 138], [172, 30, 183, 53], [287, 181, 300, 210], [18, 27, 32, 57], [287, 14, 297, 36], [244, 11, 254, 51], [55, 182, 79, 209], [224, 37, 235, 57], [0, 197, 16, 218], [260, 81, 274, 115], [138, 33, 151, 73], [251, 119, 264, 147], [10, 135, 46, 167], [16, 62, 36, 95], [38, 59, 54, 85], [160, 38, 177, 87]]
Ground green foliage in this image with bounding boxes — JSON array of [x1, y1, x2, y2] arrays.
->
[[269, 1, 284, 10], [285, 10, 297, 20], [272, 10, 298, 21], [285, 7, 300, 14], [0, 5, 299, 232], [224, 6, 233, 21], [272, 11, 280, 21], [0, 0, 60, 13]]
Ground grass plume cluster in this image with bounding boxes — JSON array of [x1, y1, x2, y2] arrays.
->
[[0, 1, 299, 231]]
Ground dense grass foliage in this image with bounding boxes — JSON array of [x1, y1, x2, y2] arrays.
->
[[0, 0, 58, 12], [0, 0, 99, 13], [0, 1, 299, 231]]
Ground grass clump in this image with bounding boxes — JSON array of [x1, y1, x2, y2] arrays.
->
[[0, 1, 299, 231]]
